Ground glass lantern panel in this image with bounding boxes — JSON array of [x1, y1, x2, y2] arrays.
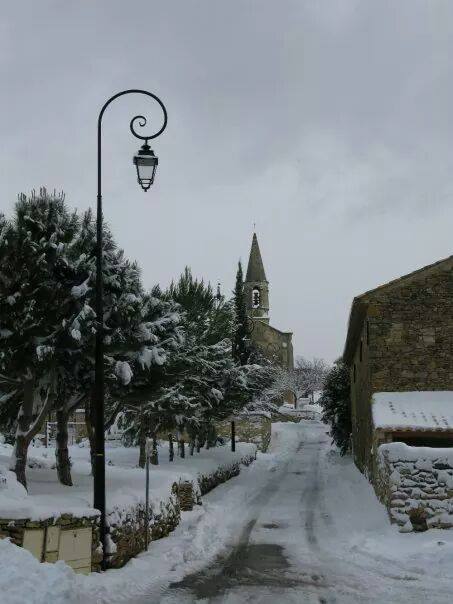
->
[[137, 163, 156, 181]]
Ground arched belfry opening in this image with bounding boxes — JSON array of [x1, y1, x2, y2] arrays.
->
[[252, 287, 260, 308]]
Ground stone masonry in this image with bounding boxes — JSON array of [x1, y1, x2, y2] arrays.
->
[[344, 256, 453, 475], [376, 442, 453, 531]]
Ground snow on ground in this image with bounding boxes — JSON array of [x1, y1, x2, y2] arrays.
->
[[2, 421, 453, 603], [0, 439, 255, 522]]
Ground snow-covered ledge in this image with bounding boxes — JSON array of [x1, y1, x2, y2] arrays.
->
[[377, 442, 453, 532]]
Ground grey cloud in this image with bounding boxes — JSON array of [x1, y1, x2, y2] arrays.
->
[[2, 0, 453, 361]]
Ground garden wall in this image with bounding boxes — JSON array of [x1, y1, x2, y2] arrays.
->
[[216, 416, 271, 452], [376, 442, 453, 531], [1, 450, 256, 571], [0, 512, 101, 573]]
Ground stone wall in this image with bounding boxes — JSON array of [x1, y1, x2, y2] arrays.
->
[[368, 261, 453, 392], [376, 442, 453, 531], [0, 513, 101, 572], [251, 319, 294, 370], [216, 417, 271, 452]]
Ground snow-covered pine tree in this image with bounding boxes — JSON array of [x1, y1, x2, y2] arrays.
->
[[64, 211, 183, 472], [111, 286, 183, 466], [319, 359, 352, 455], [0, 194, 180, 485], [0, 189, 94, 488], [119, 269, 236, 454], [166, 267, 233, 345]]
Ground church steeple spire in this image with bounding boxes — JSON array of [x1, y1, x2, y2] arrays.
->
[[244, 232, 269, 323], [246, 233, 267, 282]]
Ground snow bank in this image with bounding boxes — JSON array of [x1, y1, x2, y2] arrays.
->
[[381, 441, 453, 464], [0, 539, 82, 604]]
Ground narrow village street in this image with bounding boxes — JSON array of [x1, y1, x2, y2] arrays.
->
[[116, 421, 453, 604]]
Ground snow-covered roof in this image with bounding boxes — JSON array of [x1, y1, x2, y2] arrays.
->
[[372, 391, 453, 432]]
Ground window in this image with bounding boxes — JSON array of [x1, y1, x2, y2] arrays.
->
[[252, 288, 260, 308]]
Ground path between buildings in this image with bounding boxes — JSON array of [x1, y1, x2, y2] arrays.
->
[[93, 421, 453, 604]]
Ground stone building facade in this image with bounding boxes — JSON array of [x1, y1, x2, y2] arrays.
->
[[244, 233, 294, 371], [343, 255, 453, 475]]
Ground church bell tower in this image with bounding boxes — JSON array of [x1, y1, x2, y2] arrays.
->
[[244, 233, 270, 324]]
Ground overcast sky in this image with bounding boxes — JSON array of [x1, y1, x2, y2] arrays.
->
[[2, 1, 453, 362]]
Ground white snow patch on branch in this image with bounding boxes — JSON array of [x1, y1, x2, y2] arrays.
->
[[115, 361, 133, 386], [71, 277, 90, 299]]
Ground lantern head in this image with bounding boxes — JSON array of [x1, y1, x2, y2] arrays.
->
[[133, 142, 158, 191]]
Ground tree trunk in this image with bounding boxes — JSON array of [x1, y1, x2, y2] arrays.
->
[[13, 432, 29, 490], [85, 396, 96, 476], [168, 434, 174, 462], [179, 438, 185, 459], [139, 429, 146, 469], [12, 378, 54, 490], [150, 436, 158, 466], [189, 441, 195, 456], [56, 407, 73, 486], [206, 426, 217, 449], [196, 437, 201, 453], [231, 420, 236, 453]]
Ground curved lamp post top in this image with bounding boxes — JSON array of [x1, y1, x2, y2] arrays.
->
[[98, 89, 168, 138], [98, 89, 168, 191]]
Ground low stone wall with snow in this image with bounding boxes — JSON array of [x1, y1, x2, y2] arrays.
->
[[0, 513, 101, 572], [106, 495, 180, 569], [376, 442, 453, 531], [107, 451, 256, 568], [216, 417, 272, 452]]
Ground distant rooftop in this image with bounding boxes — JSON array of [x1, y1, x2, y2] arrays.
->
[[373, 391, 453, 432]]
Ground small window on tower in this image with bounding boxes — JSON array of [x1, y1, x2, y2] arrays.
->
[[252, 288, 260, 308]]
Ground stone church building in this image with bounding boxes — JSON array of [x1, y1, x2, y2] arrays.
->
[[343, 255, 453, 476], [244, 233, 294, 370]]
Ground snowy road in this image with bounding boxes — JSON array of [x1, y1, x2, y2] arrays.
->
[[84, 420, 453, 604]]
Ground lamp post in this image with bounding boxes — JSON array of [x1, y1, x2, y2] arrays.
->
[[95, 90, 167, 567]]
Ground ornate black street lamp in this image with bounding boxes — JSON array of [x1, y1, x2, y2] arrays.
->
[[95, 90, 167, 567]]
